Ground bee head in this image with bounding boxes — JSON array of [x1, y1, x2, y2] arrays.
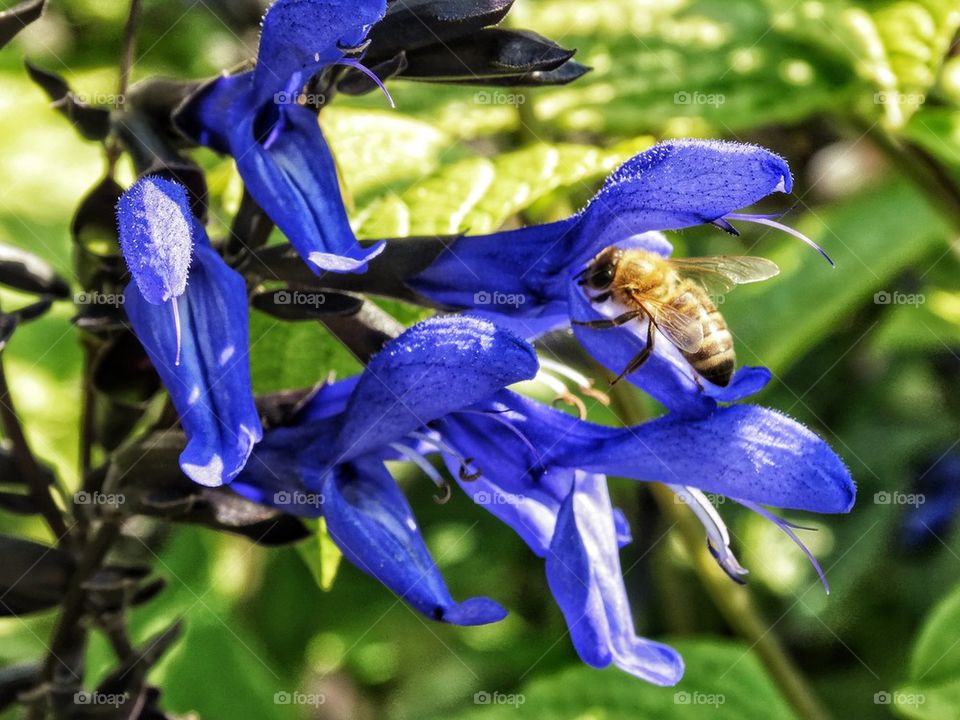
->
[[578, 247, 622, 290]]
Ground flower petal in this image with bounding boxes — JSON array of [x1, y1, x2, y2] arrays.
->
[[254, 0, 387, 102], [117, 177, 193, 305], [125, 237, 262, 486], [231, 423, 332, 516], [322, 458, 507, 625], [174, 72, 252, 155], [567, 404, 855, 513], [546, 472, 684, 684], [410, 220, 578, 315], [333, 316, 538, 462], [233, 104, 385, 273], [571, 140, 792, 265], [436, 390, 618, 553]]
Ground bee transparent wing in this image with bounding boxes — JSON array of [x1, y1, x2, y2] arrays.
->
[[628, 291, 704, 353], [670, 256, 780, 296]]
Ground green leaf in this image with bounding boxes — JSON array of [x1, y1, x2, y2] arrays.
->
[[864, 0, 960, 128], [902, 107, 960, 170], [509, 0, 856, 137], [249, 309, 362, 394], [296, 518, 344, 592], [356, 140, 651, 237], [157, 619, 293, 720], [871, 289, 960, 354], [895, 583, 960, 719], [322, 108, 457, 205], [443, 637, 795, 720], [769, 0, 960, 129], [718, 180, 948, 374]]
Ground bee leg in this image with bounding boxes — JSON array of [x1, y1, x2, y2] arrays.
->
[[572, 310, 643, 329], [611, 317, 656, 386]]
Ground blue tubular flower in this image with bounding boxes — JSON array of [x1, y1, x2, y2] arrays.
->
[[547, 472, 683, 684], [174, 0, 388, 274], [233, 315, 539, 625], [120, 177, 262, 487], [233, 314, 853, 677], [432, 390, 853, 675], [410, 140, 832, 417]]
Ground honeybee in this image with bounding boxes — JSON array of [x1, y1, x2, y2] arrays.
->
[[575, 247, 779, 387]]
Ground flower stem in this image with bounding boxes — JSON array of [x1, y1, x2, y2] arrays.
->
[[0, 355, 72, 544], [611, 387, 829, 720]]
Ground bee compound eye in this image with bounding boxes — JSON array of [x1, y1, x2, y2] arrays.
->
[[588, 263, 614, 289]]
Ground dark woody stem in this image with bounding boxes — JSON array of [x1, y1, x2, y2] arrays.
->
[[0, 356, 72, 544], [34, 2, 147, 711], [107, 0, 142, 175], [41, 520, 122, 684], [117, 0, 142, 108], [320, 301, 405, 362], [248, 238, 449, 307]]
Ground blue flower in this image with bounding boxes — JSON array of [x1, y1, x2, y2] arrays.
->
[[234, 315, 540, 626], [410, 140, 833, 417], [231, 315, 854, 683], [119, 177, 261, 487], [175, 0, 389, 274]]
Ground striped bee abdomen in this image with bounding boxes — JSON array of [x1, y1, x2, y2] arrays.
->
[[681, 294, 735, 387]]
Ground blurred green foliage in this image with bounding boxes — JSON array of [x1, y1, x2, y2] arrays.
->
[[2, 0, 960, 719]]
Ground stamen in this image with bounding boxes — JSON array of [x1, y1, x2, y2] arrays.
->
[[409, 430, 481, 481], [670, 485, 749, 584], [170, 298, 182, 367], [740, 500, 830, 593], [336, 39, 372, 56], [332, 58, 395, 108], [461, 409, 546, 476], [725, 212, 834, 266], [540, 358, 611, 407], [552, 393, 587, 420], [539, 358, 591, 390], [433, 482, 452, 505], [459, 462, 481, 482], [535, 370, 587, 418], [389, 442, 450, 504]]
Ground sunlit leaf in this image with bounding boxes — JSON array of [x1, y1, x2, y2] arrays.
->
[[446, 637, 796, 720]]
